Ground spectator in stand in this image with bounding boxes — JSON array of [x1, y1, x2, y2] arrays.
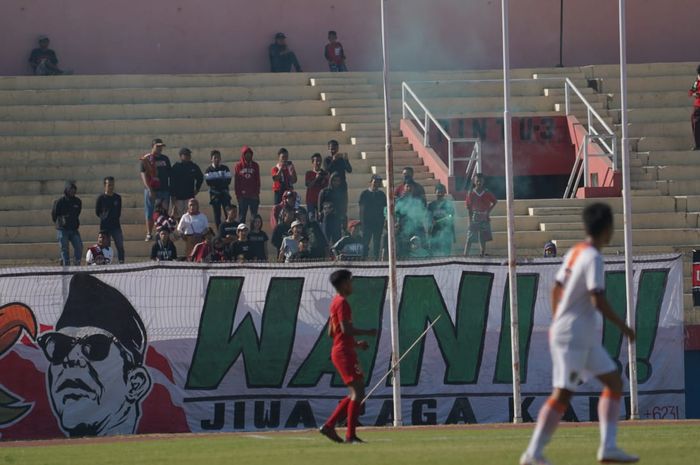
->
[[358, 175, 387, 260], [51, 181, 83, 266], [211, 237, 227, 263], [689, 64, 700, 150], [324, 140, 352, 185], [305, 153, 329, 220], [170, 148, 203, 219], [295, 207, 329, 260], [324, 31, 347, 72], [86, 231, 114, 265], [272, 207, 295, 252], [189, 228, 216, 263], [226, 223, 254, 262], [29, 36, 65, 75], [332, 221, 365, 261], [204, 150, 232, 228], [544, 241, 557, 258], [140, 138, 172, 241], [319, 173, 348, 228], [271, 148, 297, 205], [279, 220, 304, 262], [234, 145, 261, 223], [218, 205, 240, 244], [248, 214, 269, 262], [95, 176, 125, 263], [289, 236, 312, 262], [271, 190, 300, 229], [269, 32, 302, 73], [465, 173, 497, 257], [394, 167, 426, 204], [409, 236, 431, 259], [151, 228, 177, 261], [395, 182, 427, 259], [321, 201, 343, 246], [154, 201, 177, 235], [428, 183, 455, 257], [177, 198, 210, 257]]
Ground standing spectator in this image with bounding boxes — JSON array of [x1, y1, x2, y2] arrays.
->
[[226, 224, 254, 262], [428, 183, 455, 257], [140, 138, 172, 241], [248, 214, 269, 262], [305, 153, 329, 220], [271, 190, 300, 229], [218, 205, 240, 245], [319, 173, 348, 227], [395, 182, 427, 258], [95, 176, 124, 263], [465, 173, 497, 257], [271, 148, 297, 205], [295, 207, 329, 260], [86, 231, 114, 265], [189, 228, 216, 263], [394, 167, 426, 204], [151, 228, 177, 261], [321, 201, 343, 245], [51, 181, 82, 266], [170, 148, 203, 219], [204, 150, 232, 228], [689, 64, 700, 150], [29, 36, 65, 75], [279, 220, 304, 262], [358, 175, 387, 259], [177, 198, 210, 257], [324, 31, 347, 72], [269, 32, 302, 73], [234, 145, 261, 223], [271, 208, 295, 252], [324, 140, 352, 184], [332, 221, 365, 261]]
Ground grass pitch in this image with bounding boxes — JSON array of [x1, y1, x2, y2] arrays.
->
[[1, 422, 697, 465]]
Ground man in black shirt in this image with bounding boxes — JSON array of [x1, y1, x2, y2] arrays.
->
[[269, 33, 302, 73], [29, 36, 64, 75], [271, 208, 295, 252], [51, 181, 83, 266], [218, 205, 240, 245], [170, 148, 204, 219], [358, 175, 387, 259], [151, 228, 177, 261], [226, 224, 254, 262], [324, 140, 352, 184], [95, 176, 125, 263]]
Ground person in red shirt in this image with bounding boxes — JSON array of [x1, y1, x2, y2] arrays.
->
[[320, 269, 376, 444], [234, 145, 261, 223], [305, 153, 329, 220], [271, 148, 298, 205], [324, 31, 347, 72], [689, 65, 700, 150], [465, 173, 497, 257]]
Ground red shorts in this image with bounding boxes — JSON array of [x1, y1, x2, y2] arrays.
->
[[331, 350, 364, 385]]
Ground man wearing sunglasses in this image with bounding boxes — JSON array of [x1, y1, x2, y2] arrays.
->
[[37, 273, 151, 437]]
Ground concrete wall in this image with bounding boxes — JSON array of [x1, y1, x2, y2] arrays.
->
[[0, 0, 695, 76]]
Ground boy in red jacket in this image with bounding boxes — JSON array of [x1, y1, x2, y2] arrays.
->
[[234, 146, 261, 223], [689, 64, 700, 150], [324, 31, 347, 72]]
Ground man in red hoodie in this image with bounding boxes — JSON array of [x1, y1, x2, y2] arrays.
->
[[235, 146, 261, 223], [689, 64, 700, 151]]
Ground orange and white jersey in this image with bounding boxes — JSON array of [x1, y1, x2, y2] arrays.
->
[[550, 242, 605, 348]]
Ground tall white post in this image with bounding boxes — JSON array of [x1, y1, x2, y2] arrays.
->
[[501, 0, 522, 423], [380, 0, 403, 427], [618, 0, 639, 420]]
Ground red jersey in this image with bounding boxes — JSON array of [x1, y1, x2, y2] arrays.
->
[[271, 163, 296, 192], [689, 79, 700, 107], [305, 169, 328, 207], [325, 42, 346, 65], [329, 295, 356, 354], [466, 189, 497, 214]]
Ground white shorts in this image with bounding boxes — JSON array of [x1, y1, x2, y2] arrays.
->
[[550, 340, 617, 391]]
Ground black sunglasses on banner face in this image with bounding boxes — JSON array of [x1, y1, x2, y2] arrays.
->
[[37, 332, 134, 365]]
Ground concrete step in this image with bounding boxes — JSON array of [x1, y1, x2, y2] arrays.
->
[[609, 91, 691, 109], [309, 78, 371, 86], [635, 150, 700, 165], [583, 62, 696, 79], [351, 136, 408, 146], [341, 123, 401, 134], [622, 122, 690, 139], [539, 212, 699, 230], [321, 92, 380, 102], [642, 165, 700, 181], [613, 107, 691, 124], [636, 136, 695, 152], [598, 75, 698, 94]]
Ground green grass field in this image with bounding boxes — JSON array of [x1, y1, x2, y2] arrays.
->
[[1, 422, 697, 465]]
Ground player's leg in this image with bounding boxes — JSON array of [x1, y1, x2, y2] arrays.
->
[[320, 394, 350, 443], [521, 388, 571, 464], [345, 378, 365, 442]]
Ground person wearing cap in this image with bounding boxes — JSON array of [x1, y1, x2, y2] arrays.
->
[[140, 138, 172, 241], [51, 181, 83, 266], [305, 153, 329, 221], [150, 227, 177, 261], [428, 183, 456, 257], [225, 223, 254, 262], [204, 150, 232, 228], [177, 198, 210, 257], [234, 145, 261, 224], [269, 32, 302, 73], [86, 230, 114, 265], [29, 36, 64, 75], [332, 220, 365, 261], [170, 148, 203, 220], [36, 273, 152, 436], [358, 175, 387, 260], [278, 219, 304, 262]]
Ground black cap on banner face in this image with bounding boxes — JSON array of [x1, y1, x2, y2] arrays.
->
[[56, 273, 147, 365]]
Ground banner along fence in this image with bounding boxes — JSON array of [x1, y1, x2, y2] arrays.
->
[[0, 255, 684, 440]]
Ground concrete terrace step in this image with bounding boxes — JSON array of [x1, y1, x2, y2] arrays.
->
[[582, 62, 697, 78], [636, 136, 695, 152], [636, 150, 700, 165], [539, 212, 700, 230]]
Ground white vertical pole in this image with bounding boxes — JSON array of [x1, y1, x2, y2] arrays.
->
[[501, 0, 522, 423], [618, 0, 639, 420], [380, 0, 403, 427]]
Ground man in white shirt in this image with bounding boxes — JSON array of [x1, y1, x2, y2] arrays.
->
[[177, 198, 209, 257], [86, 231, 114, 265], [521, 203, 638, 465]]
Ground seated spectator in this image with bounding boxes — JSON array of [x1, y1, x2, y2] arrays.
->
[[218, 205, 240, 245], [205, 150, 232, 228], [189, 228, 216, 263], [170, 148, 204, 219], [271, 149, 298, 205], [154, 201, 177, 235], [177, 198, 210, 257], [396, 182, 427, 258], [271, 190, 300, 229], [408, 235, 431, 259], [394, 167, 426, 204], [428, 183, 455, 257], [210, 237, 227, 263], [271, 208, 295, 252], [269, 32, 302, 73], [278, 220, 304, 262], [305, 153, 329, 220], [319, 173, 348, 227], [226, 224, 254, 262], [324, 31, 347, 72], [295, 207, 328, 259], [320, 201, 343, 245], [288, 236, 312, 262], [151, 228, 177, 261], [248, 214, 269, 262], [544, 241, 557, 257], [86, 231, 113, 265], [29, 36, 65, 75], [332, 221, 364, 261]]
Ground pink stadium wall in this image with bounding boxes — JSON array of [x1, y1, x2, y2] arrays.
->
[[0, 0, 695, 76]]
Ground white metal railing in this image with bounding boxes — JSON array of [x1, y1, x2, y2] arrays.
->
[[400, 78, 617, 198]]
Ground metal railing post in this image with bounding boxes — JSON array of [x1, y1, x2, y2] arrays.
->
[[448, 141, 454, 176], [583, 136, 590, 188], [564, 81, 570, 115], [612, 136, 618, 171], [402, 83, 406, 119], [587, 107, 592, 133], [476, 140, 483, 173], [424, 113, 430, 146]]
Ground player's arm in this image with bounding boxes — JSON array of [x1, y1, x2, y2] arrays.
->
[[551, 282, 563, 316], [338, 320, 377, 338], [591, 291, 635, 341]]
